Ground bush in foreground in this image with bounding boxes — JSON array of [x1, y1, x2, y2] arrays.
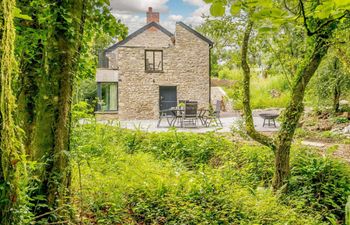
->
[[71, 124, 350, 224]]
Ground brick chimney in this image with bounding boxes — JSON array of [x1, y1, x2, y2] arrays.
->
[[147, 7, 160, 23]]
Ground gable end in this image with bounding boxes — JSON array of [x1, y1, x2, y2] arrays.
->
[[106, 22, 174, 52], [176, 22, 213, 46]]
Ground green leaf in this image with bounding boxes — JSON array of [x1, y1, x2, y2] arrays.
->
[[230, 4, 241, 16], [314, 3, 335, 19], [246, 0, 259, 7], [258, 26, 277, 33], [203, 0, 214, 3], [210, 2, 225, 17], [14, 7, 32, 21], [260, 1, 273, 8], [334, 0, 350, 8]]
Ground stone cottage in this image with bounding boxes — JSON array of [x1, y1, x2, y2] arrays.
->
[[96, 7, 213, 120]]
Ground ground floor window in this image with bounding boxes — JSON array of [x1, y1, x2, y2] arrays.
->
[[97, 82, 118, 111]]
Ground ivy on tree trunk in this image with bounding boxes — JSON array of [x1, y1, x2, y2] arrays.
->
[[0, 0, 26, 223]]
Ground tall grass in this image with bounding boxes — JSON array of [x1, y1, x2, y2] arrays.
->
[[219, 68, 290, 109]]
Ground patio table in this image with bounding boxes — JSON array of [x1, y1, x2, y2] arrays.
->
[[158, 107, 208, 128]]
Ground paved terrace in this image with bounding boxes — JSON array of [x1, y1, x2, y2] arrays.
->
[[99, 111, 280, 133]]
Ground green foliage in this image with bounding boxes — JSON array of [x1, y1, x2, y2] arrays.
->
[[218, 67, 242, 80], [346, 196, 350, 225], [333, 117, 349, 124], [219, 144, 274, 187], [70, 122, 350, 224], [222, 68, 290, 109], [287, 147, 350, 223], [306, 53, 350, 110], [73, 78, 97, 106]]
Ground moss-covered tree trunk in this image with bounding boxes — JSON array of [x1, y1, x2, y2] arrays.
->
[[44, 0, 86, 219], [241, 18, 276, 153], [0, 0, 25, 223], [241, 14, 331, 190], [273, 36, 329, 190]]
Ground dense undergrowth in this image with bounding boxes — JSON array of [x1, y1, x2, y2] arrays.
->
[[71, 122, 350, 224]]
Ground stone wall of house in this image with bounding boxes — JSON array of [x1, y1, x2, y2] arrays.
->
[[107, 24, 210, 120], [124, 28, 173, 48]]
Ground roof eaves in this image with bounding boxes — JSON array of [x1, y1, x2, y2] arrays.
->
[[176, 21, 214, 46], [105, 22, 174, 52]]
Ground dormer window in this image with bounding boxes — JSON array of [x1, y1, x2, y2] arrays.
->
[[145, 50, 163, 72]]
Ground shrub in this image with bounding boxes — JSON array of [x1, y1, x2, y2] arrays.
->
[[115, 129, 233, 169], [346, 196, 350, 225], [287, 147, 350, 223], [333, 116, 349, 124], [125, 182, 322, 225], [219, 144, 274, 188], [71, 124, 350, 224]]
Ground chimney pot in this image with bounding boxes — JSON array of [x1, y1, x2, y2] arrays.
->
[[147, 7, 160, 23]]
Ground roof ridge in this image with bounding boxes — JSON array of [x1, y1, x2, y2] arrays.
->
[[106, 22, 174, 52]]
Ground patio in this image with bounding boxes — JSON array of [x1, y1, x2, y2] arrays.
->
[[99, 112, 280, 133]]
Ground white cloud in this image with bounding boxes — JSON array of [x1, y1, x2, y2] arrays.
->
[[113, 12, 145, 33], [182, 0, 205, 7], [111, 0, 210, 34], [184, 4, 210, 27], [110, 0, 169, 13], [111, 0, 170, 33], [168, 14, 183, 22]]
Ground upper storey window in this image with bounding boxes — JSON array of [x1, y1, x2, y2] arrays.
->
[[145, 50, 163, 72]]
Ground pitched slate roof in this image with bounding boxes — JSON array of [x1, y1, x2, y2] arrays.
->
[[105, 22, 174, 53], [176, 22, 214, 47]]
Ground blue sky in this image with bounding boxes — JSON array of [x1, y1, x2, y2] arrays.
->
[[110, 0, 210, 33]]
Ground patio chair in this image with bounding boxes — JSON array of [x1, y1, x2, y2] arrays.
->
[[157, 109, 176, 128], [181, 101, 198, 127], [203, 100, 223, 127]]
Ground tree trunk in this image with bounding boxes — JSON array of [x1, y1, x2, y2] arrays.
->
[[0, 0, 25, 223], [241, 18, 276, 151], [333, 82, 341, 113], [45, 0, 86, 219], [273, 36, 329, 190], [332, 58, 342, 113]]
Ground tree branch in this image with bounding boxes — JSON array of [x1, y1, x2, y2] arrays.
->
[[241, 18, 276, 152], [299, 0, 313, 36], [265, 40, 293, 89]]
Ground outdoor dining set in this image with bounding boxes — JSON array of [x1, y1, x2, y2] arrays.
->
[[157, 100, 223, 128]]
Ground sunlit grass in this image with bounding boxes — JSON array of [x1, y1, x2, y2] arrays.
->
[[219, 68, 291, 109]]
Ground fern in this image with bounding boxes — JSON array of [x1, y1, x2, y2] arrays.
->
[[346, 196, 350, 225]]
